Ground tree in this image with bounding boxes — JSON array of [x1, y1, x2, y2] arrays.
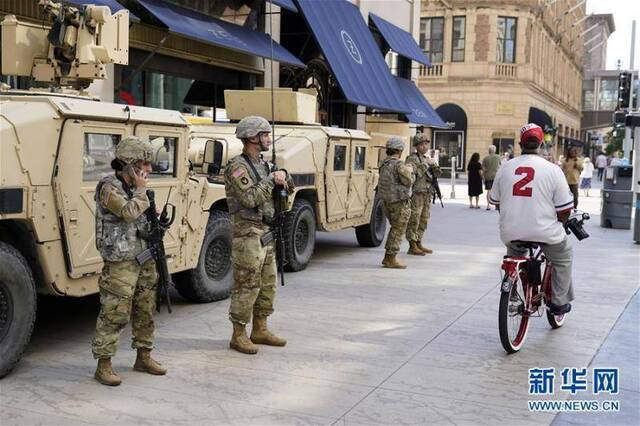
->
[[605, 126, 624, 156]]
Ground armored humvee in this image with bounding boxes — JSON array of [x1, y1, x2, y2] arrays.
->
[[0, 2, 232, 378], [189, 87, 387, 272]]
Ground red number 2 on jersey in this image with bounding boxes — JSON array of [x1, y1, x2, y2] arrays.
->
[[512, 166, 535, 197]]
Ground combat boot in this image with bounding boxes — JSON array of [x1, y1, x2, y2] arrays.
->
[[417, 240, 433, 254], [382, 254, 407, 269], [94, 358, 122, 386], [133, 349, 167, 375], [230, 323, 259, 354], [250, 316, 287, 346], [408, 241, 426, 256]]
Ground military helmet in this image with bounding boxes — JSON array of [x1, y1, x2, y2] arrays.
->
[[115, 136, 153, 163], [412, 132, 429, 146], [235, 116, 272, 139], [386, 137, 405, 151]]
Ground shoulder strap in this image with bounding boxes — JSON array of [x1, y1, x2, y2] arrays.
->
[[240, 153, 263, 184]]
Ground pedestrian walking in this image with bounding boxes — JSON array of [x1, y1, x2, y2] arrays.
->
[[379, 137, 414, 269], [481, 145, 501, 210], [595, 151, 607, 181], [405, 133, 441, 256], [580, 157, 594, 197], [467, 152, 483, 209], [224, 116, 293, 355], [561, 147, 583, 208], [92, 136, 167, 387]]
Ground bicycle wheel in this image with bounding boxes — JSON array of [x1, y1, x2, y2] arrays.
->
[[542, 263, 566, 329], [546, 309, 566, 329], [498, 276, 531, 353]]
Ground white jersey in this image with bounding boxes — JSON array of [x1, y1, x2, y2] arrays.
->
[[489, 154, 574, 245]]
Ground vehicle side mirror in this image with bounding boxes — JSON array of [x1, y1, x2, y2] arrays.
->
[[203, 139, 224, 176]]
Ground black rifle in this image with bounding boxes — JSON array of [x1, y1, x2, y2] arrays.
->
[[135, 189, 176, 313], [429, 165, 444, 208], [272, 182, 288, 287]]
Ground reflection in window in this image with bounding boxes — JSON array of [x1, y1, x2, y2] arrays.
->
[[354, 146, 366, 170], [149, 136, 177, 177], [420, 17, 444, 63], [497, 17, 517, 63], [452, 16, 466, 62], [598, 79, 618, 111], [582, 79, 595, 110], [334, 145, 347, 171], [83, 133, 120, 181]]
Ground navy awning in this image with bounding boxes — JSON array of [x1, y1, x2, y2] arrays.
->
[[369, 13, 430, 66], [72, 0, 139, 21], [134, 0, 304, 68], [528, 107, 553, 131], [295, 0, 410, 113], [265, 0, 298, 13], [395, 77, 447, 128]]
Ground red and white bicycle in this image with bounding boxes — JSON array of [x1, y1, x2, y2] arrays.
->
[[498, 211, 590, 353]]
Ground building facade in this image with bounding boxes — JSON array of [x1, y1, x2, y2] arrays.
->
[[418, 0, 585, 170], [580, 14, 618, 152]]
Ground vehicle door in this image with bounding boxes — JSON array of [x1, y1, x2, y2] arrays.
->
[[134, 125, 186, 270], [324, 138, 350, 222], [53, 121, 127, 278], [346, 139, 370, 219]]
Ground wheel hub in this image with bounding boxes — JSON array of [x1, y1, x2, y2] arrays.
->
[[204, 239, 231, 281], [0, 281, 13, 342], [295, 219, 310, 255]]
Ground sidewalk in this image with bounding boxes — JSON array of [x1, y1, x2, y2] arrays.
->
[[0, 174, 637, 425]]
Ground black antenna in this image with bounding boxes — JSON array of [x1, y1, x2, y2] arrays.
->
[[268, 0, 276, 161]]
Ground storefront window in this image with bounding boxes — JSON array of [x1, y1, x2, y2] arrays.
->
[[420, 17, 444, 63], [115, 67, 195, 113], [497, 17, 517, 63], [598, 78, 618, 111]]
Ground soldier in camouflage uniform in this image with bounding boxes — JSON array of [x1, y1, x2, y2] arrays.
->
[[91, 136, 167, 386], [405, 133, 441, 255], [224, 116, 294, 355], [378, 137, 414, 269]]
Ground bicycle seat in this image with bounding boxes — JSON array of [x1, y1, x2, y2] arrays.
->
[[510, 240, 544, 249]]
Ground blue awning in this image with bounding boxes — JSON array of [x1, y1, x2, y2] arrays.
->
[[135, 0, 305, 68], [295, 0, 410, 113], [395, 77, 447, 128], [370, 13, 430, 66], [72, 0, 139, 21], [265, 0, 298, 13]]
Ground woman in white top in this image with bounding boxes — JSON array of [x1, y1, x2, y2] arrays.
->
[[580, 157, 595, 197]]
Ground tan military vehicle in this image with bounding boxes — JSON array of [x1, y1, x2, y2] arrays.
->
[[189, 88, 387, 272], [0, 2, 233, 377]]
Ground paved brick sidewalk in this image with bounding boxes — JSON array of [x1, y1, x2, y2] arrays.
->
[[1, 186, 637, 425]]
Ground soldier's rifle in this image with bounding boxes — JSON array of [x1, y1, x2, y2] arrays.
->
[[268, 0, 287, 287], [136, 189, 176, 312], [428, 165, 445, 208]]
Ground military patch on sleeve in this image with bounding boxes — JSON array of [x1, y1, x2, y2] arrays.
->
[[240, 176, 249, 185], [232, 168, 246, 178]]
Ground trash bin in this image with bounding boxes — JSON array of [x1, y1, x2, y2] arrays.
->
[[601, 166, 633, 229]]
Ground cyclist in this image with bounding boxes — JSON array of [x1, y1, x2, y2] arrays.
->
[[489, 123, 575, 315]]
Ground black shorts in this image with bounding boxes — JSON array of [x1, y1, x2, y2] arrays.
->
[[484, 179, 494, 190]]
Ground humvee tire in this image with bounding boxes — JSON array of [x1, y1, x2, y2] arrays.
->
[[355, 195, 386, 247], [175, 210, 233, 302], [0, 242, 37, 379], [283, 199, 316, 272]]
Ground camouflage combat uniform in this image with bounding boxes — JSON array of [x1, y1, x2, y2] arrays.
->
[[225, 154, 290, 325], [91, 175, 158, 359], [405, 152, 441, 245], [378, 157, 414, 256]]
